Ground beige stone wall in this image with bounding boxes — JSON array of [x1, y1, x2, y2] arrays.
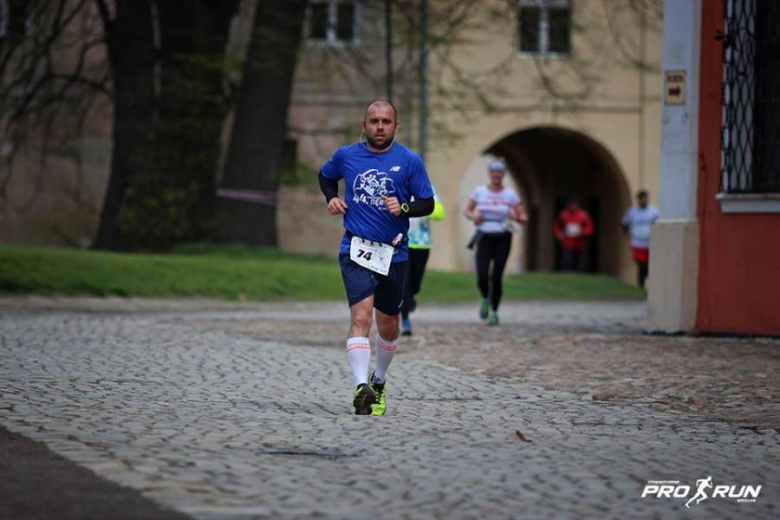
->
[[276, 186, 343, 258]]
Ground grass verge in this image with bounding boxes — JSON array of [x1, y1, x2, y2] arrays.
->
[[0, 244, 645, 302]]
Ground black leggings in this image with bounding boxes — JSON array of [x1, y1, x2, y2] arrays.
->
[[401, 248, 430, 319], [637, 261, 649, 288], [475, 232, 512, 312]]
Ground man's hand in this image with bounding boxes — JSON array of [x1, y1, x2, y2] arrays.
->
[[472, 210, 483, 224], [382, 196, 402, 216], [327, 197, 348, 215]]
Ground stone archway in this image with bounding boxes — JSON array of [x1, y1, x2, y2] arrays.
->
[[477, 126, 632, 276]]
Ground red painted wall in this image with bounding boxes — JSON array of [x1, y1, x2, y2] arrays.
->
[[696, 0, 780, 335]]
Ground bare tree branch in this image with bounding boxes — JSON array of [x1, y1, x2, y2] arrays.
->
[[93, 0, 113, 32]]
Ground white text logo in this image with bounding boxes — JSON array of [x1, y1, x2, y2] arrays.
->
[[641, 477, 761, 508], [352, 169, 396, 209]]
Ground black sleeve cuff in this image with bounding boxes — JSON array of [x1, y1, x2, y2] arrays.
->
[[318, 172, 339, 203], [403, 197, 434, 218]]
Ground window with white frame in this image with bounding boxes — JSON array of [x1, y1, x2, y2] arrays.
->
[[517, 0, 571, 56], [307, 0, 360, 45]]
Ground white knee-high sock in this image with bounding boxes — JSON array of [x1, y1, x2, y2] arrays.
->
[[346, 337, 371, 388], [373, 333, 399, 383]]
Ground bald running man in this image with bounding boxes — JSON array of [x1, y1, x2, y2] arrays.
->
[[319, 100, 434, 415]]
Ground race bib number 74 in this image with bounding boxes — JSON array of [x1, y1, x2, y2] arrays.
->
[[350, 236, 394, 276]]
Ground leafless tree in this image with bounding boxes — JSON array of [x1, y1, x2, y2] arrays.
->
[[0, 0, 110, 244]]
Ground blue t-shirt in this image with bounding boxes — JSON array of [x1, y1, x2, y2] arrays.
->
[[321, 142, 433, 263]]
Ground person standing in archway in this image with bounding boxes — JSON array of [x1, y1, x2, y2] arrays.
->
[[554, 197, 595, 271], [622, 190, 659, 288], [464, 160, 528, 325]]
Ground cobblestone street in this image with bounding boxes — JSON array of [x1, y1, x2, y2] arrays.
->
[[1, 298, 778, 519]]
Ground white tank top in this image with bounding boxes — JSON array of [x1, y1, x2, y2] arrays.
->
[[470, 185, 520, 234]]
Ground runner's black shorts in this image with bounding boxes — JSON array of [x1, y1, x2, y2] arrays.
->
[[338, 253, 408, 315]]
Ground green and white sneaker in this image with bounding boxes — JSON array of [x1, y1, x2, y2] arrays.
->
[[488, 312, 500, 326], [353, 383, 375, 415], [369, 371, 386, 416], [479, 298, 490, 320]]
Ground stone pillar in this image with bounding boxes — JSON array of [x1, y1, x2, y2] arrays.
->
[[647, 0, 702, 332]]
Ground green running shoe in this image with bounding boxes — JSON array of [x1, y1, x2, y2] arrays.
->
[[479, 298, 490, 320], [488, 312, 500, 326], [353, 383, 375, 415], [369, 371, 386, 416]]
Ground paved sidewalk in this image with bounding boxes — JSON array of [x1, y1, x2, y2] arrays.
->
[[1, 299, 778, 519]]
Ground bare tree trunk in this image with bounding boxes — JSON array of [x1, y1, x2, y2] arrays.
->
[[155, 0, 239, 231], [95, 0, 239, 251], [214, 0, 307, 246], [114, 0, 239, 250], [93, 0, 155, 250]]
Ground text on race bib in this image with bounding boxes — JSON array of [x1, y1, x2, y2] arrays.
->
[[350, 236, 394, 276]]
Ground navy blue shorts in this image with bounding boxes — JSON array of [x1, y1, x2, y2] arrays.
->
[[339, 253, 408, 315]]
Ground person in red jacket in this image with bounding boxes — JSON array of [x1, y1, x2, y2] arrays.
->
[[554, 198, 594, 271]]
